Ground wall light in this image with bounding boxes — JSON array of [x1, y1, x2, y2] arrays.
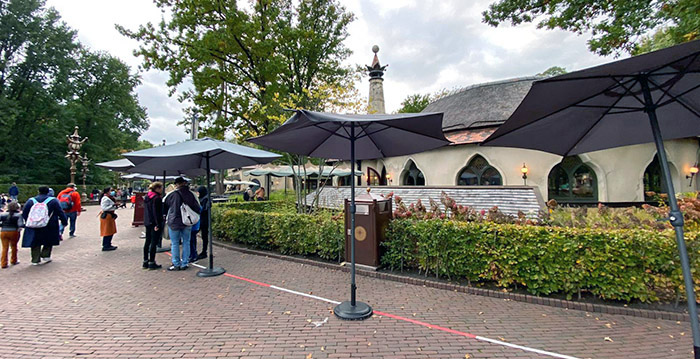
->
[[687, 163, 699, 186], [385, 173, 392, 184], [521, 163, 529, 185]]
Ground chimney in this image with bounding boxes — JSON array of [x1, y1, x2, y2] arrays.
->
[[366, 45, 387, 114]]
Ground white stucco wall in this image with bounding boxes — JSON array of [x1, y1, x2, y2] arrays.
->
[[351, 138, 699, 203]]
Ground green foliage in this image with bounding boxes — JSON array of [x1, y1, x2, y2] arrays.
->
[[214, 200, 293, 213], [0, 0, 148, 184], [118, 0, 357, 140], [396, 89, 449, 113], [482, 0, 700, 56], [536, 66, 567, 77], [211, 206, 344, 261], [383, 219, 700, 302]]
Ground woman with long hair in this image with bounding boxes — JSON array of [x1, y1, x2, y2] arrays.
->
[[99, 187, 118, 251]]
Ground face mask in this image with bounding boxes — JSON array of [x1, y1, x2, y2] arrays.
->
[[110, 191, 116, 196]]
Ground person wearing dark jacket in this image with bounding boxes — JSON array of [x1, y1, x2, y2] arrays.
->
[[196, 186, 209, 260], [1, 202, 23, 268], [8, 183, 19, 202], [164, 177, 201, 271], [21, 186, 67, 265], [142, 182, 164, 270]]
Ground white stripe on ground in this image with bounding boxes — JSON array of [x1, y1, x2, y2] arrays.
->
[[269, 285, 342, 305], [171, 255, 579, 358], [476, 336, 579, 359]]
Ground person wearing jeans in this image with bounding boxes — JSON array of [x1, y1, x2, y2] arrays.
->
[[21, 186, 67, 265], [164, 177, 201, 271], [57, 184, 81, 238]]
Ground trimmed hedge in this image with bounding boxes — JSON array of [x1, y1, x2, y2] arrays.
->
[[0, 183, 111, 203], [382, 219, 700, 302], [212, 206, 344, 262], [213, 200, 293, 213]]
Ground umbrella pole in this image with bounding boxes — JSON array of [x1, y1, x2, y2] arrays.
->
[[197, 153, 226, 278], [334, 123, 373, 320], [642, 77, 700, 358], [156, 170, 169, 253]]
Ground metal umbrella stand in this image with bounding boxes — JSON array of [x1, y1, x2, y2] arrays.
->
[[483, 39, 700, 357], [249, 110, 449, 320]]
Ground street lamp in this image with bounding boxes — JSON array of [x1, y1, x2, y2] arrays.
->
[[521, 163, 529, 185]]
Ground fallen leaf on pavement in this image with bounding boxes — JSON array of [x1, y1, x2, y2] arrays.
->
[[604, 337, 613, 342], [465, 355, 471, 359], [604, 323, 612, 328], [306, 354, 312, 359]]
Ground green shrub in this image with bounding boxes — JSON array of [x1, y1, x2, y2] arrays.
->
[[382, 219, 700, 303], [212, 207, 344, 261], [213, 200, 293, 213]]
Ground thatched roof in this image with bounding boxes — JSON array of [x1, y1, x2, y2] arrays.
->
[[423, 77, 540, 132]]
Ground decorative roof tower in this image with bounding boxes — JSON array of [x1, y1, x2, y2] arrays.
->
[[366, 45, 388, 114]]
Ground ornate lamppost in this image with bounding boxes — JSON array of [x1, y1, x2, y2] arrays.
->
[[80, 154, 90, 192], [66, 126, 88, 184]]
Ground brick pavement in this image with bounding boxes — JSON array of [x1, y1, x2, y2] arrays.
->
[[0, 207, 694, 358]]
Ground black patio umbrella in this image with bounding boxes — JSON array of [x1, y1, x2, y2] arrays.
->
[[482, 39, 700, 357], [124, 138, 281, 277], [249, 109, 449, 320]]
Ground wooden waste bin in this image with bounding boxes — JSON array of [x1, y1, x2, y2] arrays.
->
[[131, 192, 146, 227], [344, 190, 393, 269]]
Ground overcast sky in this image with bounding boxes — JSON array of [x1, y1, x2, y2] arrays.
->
[[45, 0, 615, 145]]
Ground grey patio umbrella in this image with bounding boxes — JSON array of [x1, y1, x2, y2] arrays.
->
[[124, 138, 281, 277], [482, 39, 700, 357], [249, 109, 449, 320], [96, 158, 135, 172]]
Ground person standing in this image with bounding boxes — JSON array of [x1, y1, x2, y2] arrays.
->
[[196, 186, 209, 260], [8, 183, 18, 202], [143, 182, 164, 270], [57, 183, 81, 238], [164, 177, 200, 271], [21, 186, 67, 265], [1, 202, 24, 268], [99, 187, 118, 251]]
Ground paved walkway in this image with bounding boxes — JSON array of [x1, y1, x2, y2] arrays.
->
[[0, 207, 693, 358]]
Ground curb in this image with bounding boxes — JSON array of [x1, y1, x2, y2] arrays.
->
[[212, 240, 691, 323]]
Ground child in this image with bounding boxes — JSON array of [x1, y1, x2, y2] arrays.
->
[[1, 202, 23, 268]]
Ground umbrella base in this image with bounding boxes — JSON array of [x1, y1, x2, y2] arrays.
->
[[197, 266, 226, 278], [334, 301, 372, 320]]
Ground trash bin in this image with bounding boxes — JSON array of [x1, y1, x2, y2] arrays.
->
[[344, 189, 393, 269], [131, 192, 146, 227]]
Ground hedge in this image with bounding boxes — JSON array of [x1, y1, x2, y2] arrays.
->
[[212, 206, 344, 262], [382, 219, 700, 302], [0, 183, 111, 203], [213, 200, 293, 213]]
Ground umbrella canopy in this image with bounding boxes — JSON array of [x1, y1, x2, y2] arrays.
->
[[249, 109, 449, 321], [483, 39, 700, 155], [95, 158, 134, 171], [248, 110, 449, 160], [210, 180, 258, 186], [122, 173, 186, 181], [482, 39, 700, 356], [244, 165, 362, 177], [123, 137, 281, 172]]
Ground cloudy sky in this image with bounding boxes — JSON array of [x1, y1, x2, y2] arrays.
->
[[45, 0, 615, 145]]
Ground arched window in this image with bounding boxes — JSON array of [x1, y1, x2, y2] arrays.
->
[[643, 154, 667, 201], [457, 155, 502, 186], [547, 156, 598, 202], [401, 161, 425, 186], [367, 167, 380, 186]]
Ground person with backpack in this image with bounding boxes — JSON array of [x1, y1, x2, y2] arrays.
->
[[142, 182, 164, 270], [1, 202, 24, 268], [99, 187, 118, 251], [164, 177, 201, 271], [57, 183, 81, 238], [21, 186, 67, 265]]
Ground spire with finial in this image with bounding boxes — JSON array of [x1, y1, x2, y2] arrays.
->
[[366, 45, 388, 80]]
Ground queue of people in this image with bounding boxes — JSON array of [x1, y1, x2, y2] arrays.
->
[[1, 177, 211, 272]]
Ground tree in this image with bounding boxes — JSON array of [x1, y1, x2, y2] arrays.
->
[[396, 89, 449, 113], [0, 0, 149, 184], [482, 0, 700, 56], [118, 0, 358, 141], [536, 66, 568, 77]]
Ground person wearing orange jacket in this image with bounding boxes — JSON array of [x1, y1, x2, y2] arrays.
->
[[57, 183, 82, 238]]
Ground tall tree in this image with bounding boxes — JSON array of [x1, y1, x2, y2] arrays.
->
[[396, 89, 449, 113], [0, 0, 149, 184], [117, 0, 358, 141], [482, 0, 700, 56]]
